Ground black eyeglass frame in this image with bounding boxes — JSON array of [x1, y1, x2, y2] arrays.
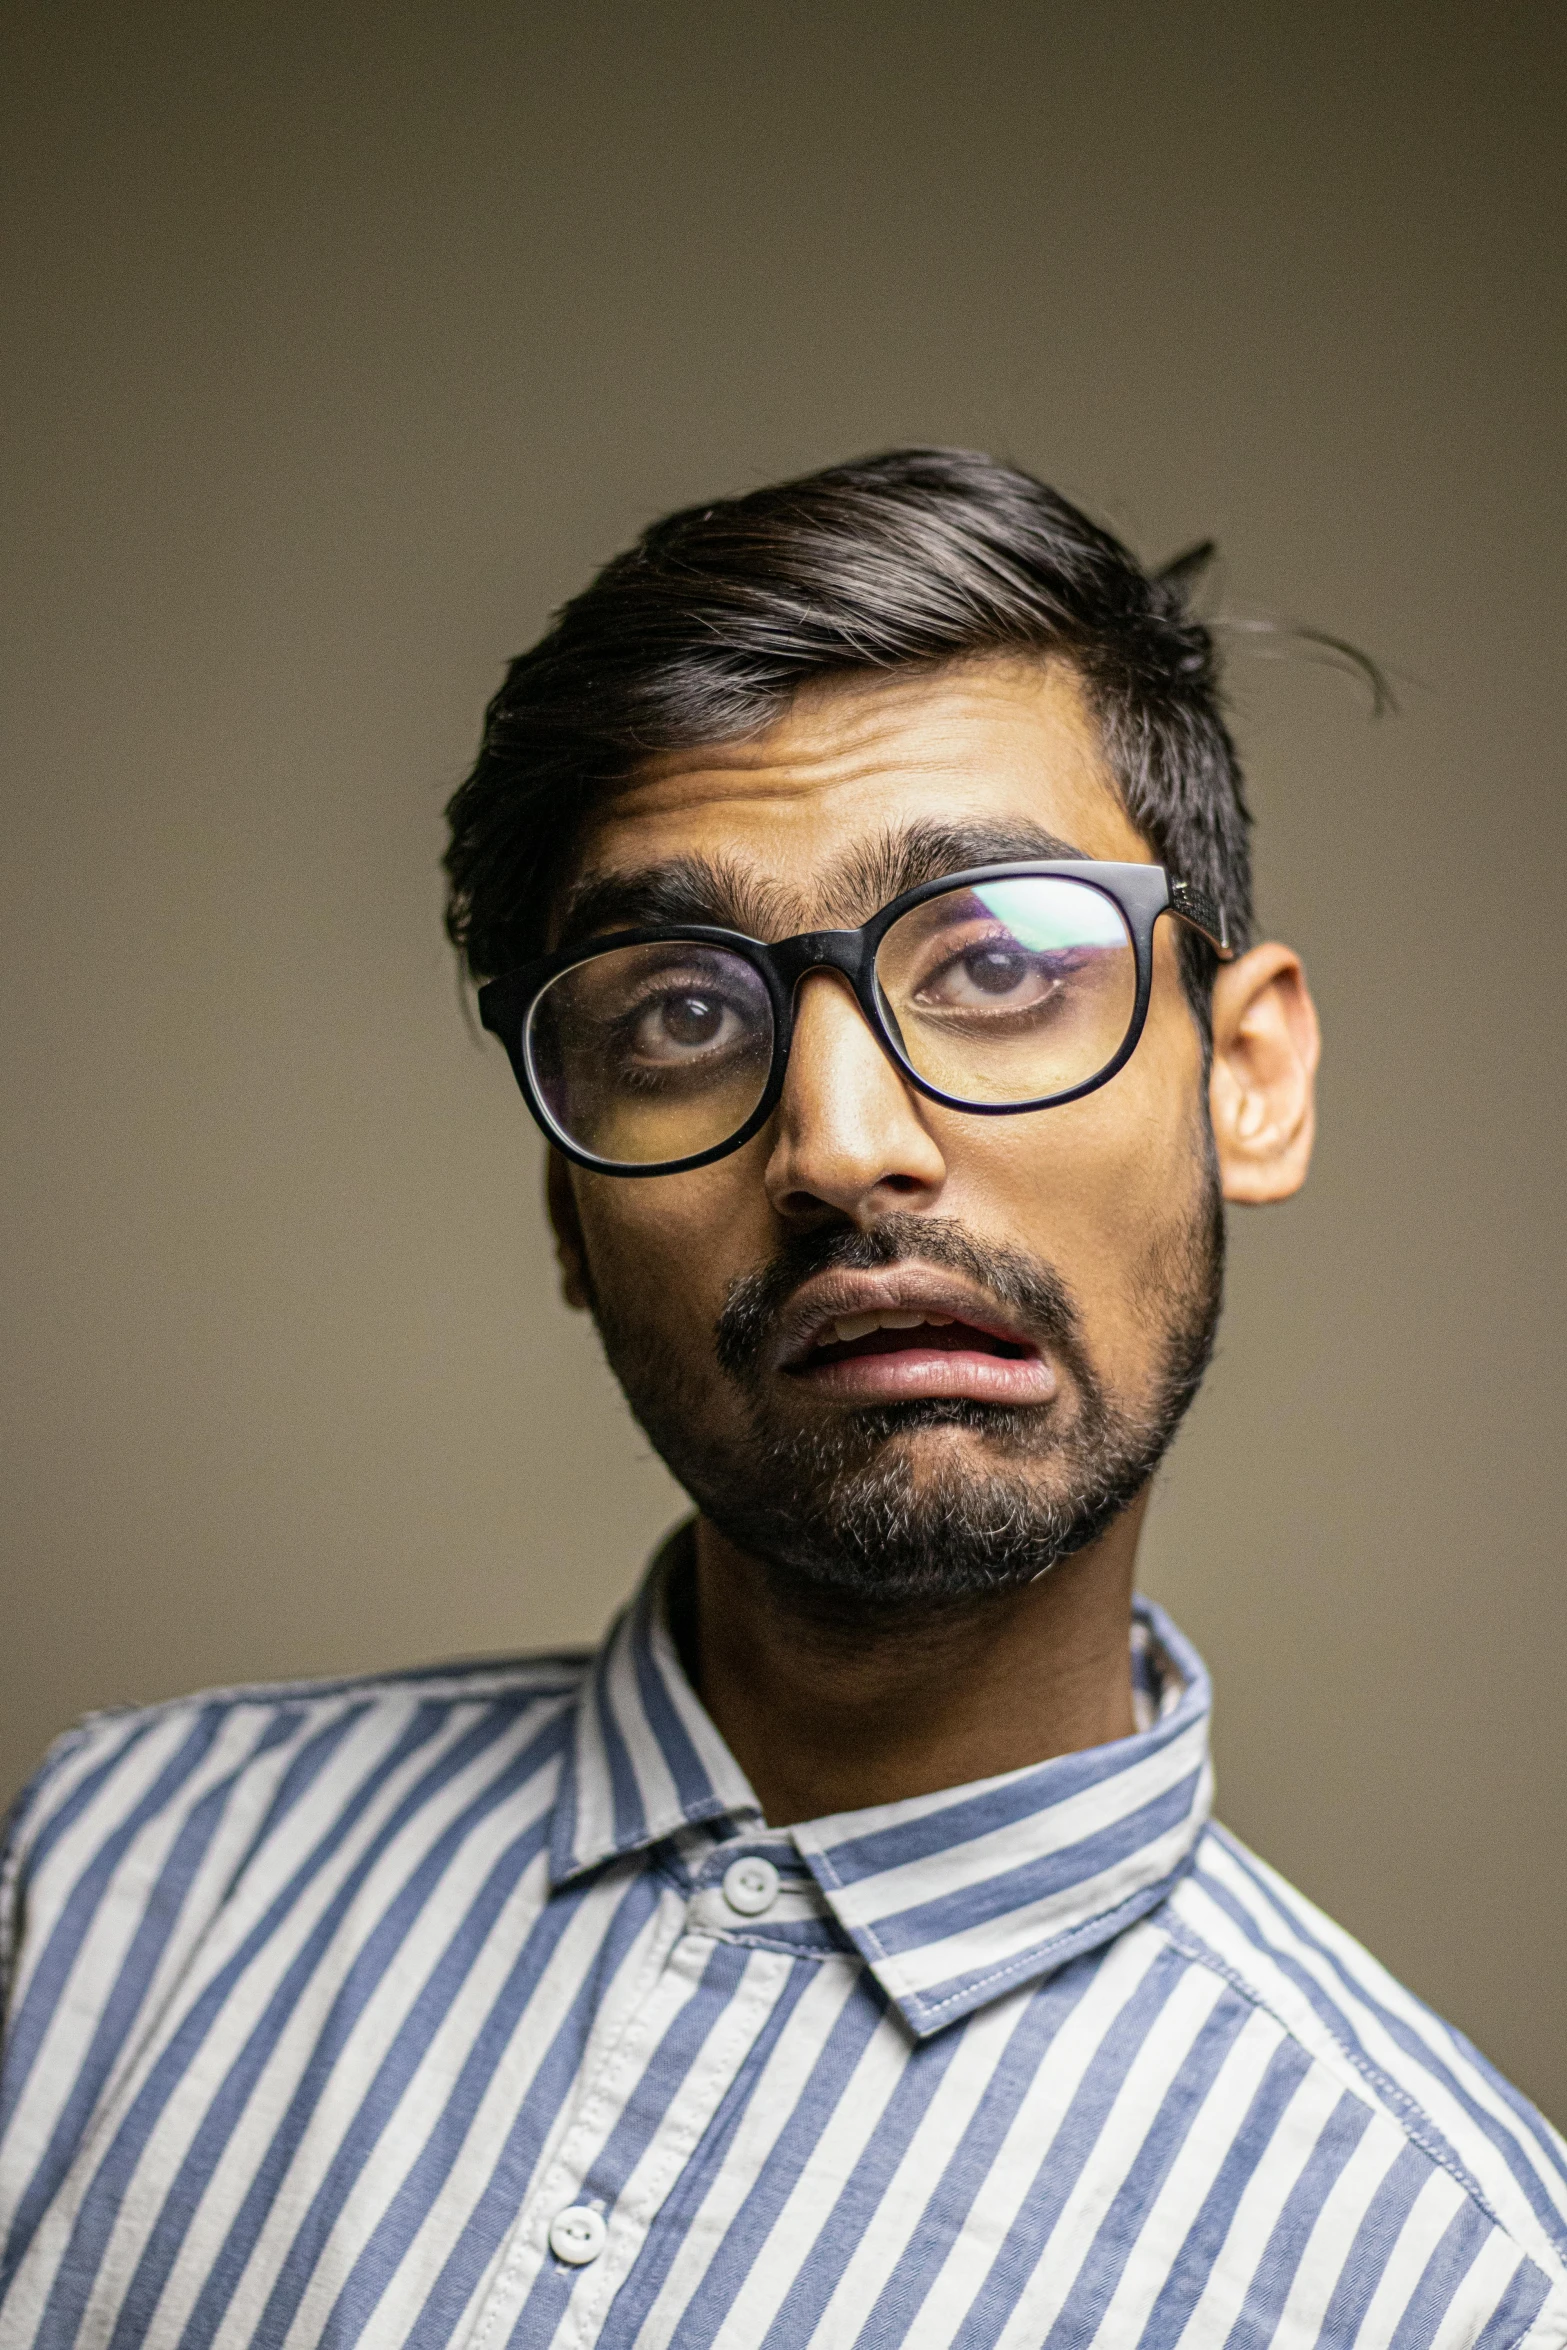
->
[[477, 861, 1233, 1177]]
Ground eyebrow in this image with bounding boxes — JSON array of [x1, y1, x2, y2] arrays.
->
[[553, 819, 1096, 950], [553, 856, 796, 949]]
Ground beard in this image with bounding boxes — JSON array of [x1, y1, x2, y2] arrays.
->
[[586, 1167, 1224, 1625]]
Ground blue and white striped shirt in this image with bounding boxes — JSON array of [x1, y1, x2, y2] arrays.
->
[[3, 1536, 1564, 2349]]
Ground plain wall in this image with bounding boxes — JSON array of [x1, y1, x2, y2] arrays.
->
[[2, 2, 1562, 2119]]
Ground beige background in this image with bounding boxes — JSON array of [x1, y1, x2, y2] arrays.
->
[[3, 3, 1563, 2119]]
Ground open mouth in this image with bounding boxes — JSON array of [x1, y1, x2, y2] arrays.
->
[[800, 1311, 1035, 1370], [786, 1306, 1057, 1406]]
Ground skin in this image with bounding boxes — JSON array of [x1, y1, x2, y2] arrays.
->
[[546, 657, 1319, 1826]]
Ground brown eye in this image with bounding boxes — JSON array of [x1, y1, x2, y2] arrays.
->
[[624, 984, 766, 1067], [647, 993, 724, 1049], [962, 949, 1032, 997], [912, 940, 1062, 1012]]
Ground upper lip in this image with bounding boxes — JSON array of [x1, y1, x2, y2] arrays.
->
[[776, 1267, 1042, 1370]]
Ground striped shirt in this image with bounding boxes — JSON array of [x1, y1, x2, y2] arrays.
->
[[2, 1537, 1564, 2349]]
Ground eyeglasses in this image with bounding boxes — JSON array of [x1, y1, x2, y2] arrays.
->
[[478, 862, 1232, 1176]]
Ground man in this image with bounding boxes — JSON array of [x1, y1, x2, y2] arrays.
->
[[1, 452, 1562, 2350]]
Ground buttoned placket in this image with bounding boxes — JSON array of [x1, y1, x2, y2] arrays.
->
[[464, 1836, 849, 2348], [458, 1556, 1213, 2347]]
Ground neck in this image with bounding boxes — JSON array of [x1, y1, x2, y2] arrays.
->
[[686, 1494, 1145, 1826]]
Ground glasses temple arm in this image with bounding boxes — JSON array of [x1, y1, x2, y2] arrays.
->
[[1167, 877, 1234, 960]]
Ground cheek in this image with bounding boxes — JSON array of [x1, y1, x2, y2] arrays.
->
[[957, 1105, 1188, 1254], [573, 1148, 775, 1338], [936, 1006, 1208, 1341]]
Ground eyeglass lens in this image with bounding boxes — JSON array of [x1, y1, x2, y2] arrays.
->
[[524, 876, 1137, 1167], [527, 943, 776, 1166], [874, 876, 1136, 1105]]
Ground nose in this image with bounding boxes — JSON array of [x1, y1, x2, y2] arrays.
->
[[762, 972, 948, 1227]]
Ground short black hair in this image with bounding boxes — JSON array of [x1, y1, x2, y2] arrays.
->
[[443, 448, 1252, 1004]]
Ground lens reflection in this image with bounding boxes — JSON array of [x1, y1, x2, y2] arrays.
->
[[874, 876, 1136, 1103], [526, 942, 774, 1165]]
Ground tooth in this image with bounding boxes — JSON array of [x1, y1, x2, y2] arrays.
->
[[832, 1313, 881, 1343], [828, 1309, 964, 1344]]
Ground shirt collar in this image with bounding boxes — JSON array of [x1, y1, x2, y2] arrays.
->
[[550, 1526, 1213, 2038]]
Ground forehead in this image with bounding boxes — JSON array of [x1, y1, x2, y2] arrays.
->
[[571, 657, 1151, 920]]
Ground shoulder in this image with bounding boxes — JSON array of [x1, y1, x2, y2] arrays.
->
[[0, 1651, 591, 2031], [1157, 1820, 1567, 2325]]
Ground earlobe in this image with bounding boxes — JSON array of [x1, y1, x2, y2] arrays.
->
[[1209, 944, 1321, 1204], [545, 1150, 592, 1311]]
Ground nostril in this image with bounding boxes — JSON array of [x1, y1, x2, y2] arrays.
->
[[775, 1192, 848, 1228], [777, 1172, 924, 1220]]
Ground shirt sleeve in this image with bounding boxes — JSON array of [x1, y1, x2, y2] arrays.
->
[[0, 1720, 101, 2042]]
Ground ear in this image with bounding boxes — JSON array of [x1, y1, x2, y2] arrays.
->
[[545, 1149, 592, 1310], [1209, 942, 1320, 1204]]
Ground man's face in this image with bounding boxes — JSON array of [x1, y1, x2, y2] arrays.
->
[[549, 657, 1225, 1610]]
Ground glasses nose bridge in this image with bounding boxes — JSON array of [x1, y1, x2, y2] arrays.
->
[[766, 926, 909, 1117], [769, 928, 881, 1045], [770, 928, 867, 991]]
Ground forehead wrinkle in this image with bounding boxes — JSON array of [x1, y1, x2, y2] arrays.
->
[[616, 659, 1081, 814], [626, 680, 987, 797]]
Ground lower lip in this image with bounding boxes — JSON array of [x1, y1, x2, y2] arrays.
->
[[788, 1347, 1059, 1404]]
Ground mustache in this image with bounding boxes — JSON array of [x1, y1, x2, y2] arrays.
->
[[713, 1214, 1093, 1388]]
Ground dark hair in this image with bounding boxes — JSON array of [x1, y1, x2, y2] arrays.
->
[[443, 448, 1253, 1006]]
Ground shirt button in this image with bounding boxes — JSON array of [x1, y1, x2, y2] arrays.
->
[[722, 1855, 780, 1917], [549, 2205, 606, 2265]]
